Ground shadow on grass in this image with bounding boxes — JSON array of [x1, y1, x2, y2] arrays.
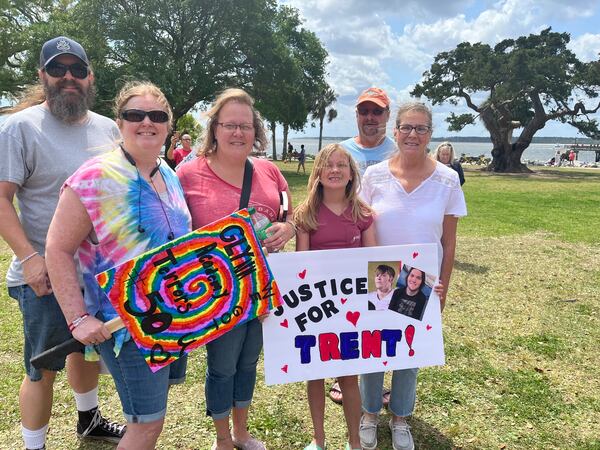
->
[[467, 167, 600, 181], [454, 260, 489, 275], [411, 416, 455, 449]]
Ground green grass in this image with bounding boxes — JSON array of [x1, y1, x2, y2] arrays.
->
[[0, 164, 599, 449]]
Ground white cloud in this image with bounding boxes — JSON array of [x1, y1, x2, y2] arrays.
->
[[568, 33, 600, 62]]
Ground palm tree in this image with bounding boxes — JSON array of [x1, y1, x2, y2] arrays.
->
[[311, 86, 337, 151]]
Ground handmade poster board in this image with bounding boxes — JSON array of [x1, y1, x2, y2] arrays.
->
[[262, 244, 442, 385], [96, 209, 282, 372]]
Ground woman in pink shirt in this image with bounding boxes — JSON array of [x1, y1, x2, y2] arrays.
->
[[177, 88, 295, 450]]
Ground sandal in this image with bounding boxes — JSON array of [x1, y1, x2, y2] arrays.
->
[[382, 387, 391, 408], [328, 381, 343, 405]]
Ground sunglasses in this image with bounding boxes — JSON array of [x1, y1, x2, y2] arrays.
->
[[120, 109, 169, 123], [45, 61, 89, 80], [357, 107, 386, 116]]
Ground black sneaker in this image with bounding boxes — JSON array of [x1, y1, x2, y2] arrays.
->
[[77, 407, 126, 443]]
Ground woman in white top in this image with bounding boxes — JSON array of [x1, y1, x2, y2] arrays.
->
[[358, 102, 467, 450]]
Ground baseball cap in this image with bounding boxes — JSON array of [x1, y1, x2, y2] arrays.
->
[[39, 36, 89, 68], [356, 87, 390, 109]]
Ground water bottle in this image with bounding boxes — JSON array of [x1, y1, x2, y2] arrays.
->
[[248, 208, 272, 242]]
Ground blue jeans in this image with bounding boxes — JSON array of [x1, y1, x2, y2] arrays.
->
[[205, 318, 263, 419], [8, 285, 73, 381], [360, 368, 418, 417], [96, 334, 187, 424]]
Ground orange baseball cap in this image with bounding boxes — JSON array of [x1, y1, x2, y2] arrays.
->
[[356, 87, 390, 108]]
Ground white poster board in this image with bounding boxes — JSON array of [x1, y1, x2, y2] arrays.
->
[[262, 243, 444, 385]]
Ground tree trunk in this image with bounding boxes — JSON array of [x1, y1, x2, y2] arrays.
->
[[270, 121, 277, 160], [488, 141, 531, 173], [318, 115, 324, 152], [283, 123, 289, 159]]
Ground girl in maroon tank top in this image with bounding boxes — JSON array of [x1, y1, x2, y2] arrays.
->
[[293, 144, 376, 450]]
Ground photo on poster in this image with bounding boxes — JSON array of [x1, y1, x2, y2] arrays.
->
[[366, 260, 401, 311], [388, 264, 434, 321]]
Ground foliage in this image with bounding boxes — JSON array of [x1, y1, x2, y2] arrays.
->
[[413, 28, 600, 173], [175, 113, 202, 144], [1, 0, 331, 140], [251, 6, 330, 159]]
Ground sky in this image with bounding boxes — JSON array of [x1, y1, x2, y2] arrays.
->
[[282, 0, 600, 139]]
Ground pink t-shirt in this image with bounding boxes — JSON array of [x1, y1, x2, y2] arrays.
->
[[177, 156, 289, 229], [309, 204, 373, 251], [173, 147, 192, 165]]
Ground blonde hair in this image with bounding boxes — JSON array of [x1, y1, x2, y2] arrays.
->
[[433, 141, 455, 162], [294, 144, 373, 232], [198, 88, 267, 156], [113, 81, 173, 131]]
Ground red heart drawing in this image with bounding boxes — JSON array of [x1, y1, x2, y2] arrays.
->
[[426, 324, 432, 331], [281, 365, 288, 373], [346, 311, 360, 327], [280, 319, 289, 328], [383, 361, 388, 366], [341, 298, 347, 304], [298, 269, 307, 279], [412, 251, 419, 259]]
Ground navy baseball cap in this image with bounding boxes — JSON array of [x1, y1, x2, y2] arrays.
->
[[39, 36, 89, 68]]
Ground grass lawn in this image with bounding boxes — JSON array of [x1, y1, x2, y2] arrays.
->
[[0, 163, 599, 449]]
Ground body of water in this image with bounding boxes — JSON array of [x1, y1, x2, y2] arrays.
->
[[277, 138, 598, 164]]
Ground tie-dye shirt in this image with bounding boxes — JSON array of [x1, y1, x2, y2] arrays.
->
[[64, 148, 191, 352]]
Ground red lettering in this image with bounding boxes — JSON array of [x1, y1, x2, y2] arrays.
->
[[318, 333, 341, 361], [361, 330, 382, 359]]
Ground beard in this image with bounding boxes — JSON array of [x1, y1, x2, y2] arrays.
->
[[43, 78, 96, 124]]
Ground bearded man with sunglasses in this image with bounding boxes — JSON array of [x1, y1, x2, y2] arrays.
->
[[340, 87, 396, 175], [0, 36, 125, 449]]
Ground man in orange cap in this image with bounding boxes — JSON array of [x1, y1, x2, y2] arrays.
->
[[340, 87, 395, 175]]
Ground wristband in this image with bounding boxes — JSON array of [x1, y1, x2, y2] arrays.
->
[[68, 313, 90, 332], [286, 220, 297, 237], [20, 251, 39, 264]]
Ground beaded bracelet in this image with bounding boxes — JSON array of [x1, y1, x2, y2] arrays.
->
[[68, 313, 90, 332], [20, 251, 39, 264]]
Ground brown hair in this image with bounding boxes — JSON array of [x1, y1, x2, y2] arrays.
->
[[198, 88, 267, 156], [294, 143, 372, 232]]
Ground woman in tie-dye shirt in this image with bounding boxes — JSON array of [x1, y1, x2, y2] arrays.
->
[[46, 81, 191, 449]]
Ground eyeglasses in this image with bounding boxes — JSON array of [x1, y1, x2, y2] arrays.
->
[[120, 109, 169, 123], [325, 162, 350, 170], [181, 138, 191, 141], [217, 122, 254, 132], [396, 124, 432, 135], [44, 61, 89, 79], [357, 107, 386, 116]]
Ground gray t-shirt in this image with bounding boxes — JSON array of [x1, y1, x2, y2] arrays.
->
[[0, 104, 120, 286]]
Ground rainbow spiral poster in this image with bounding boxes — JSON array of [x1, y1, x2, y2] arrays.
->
[[96, 209, 282, 372]]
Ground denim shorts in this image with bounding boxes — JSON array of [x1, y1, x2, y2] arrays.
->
[[8, 285, 73, 382], [96, 333, 187, 424]]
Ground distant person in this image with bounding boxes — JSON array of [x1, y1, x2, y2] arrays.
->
[[433, 142, 465, 185], [167, 131, 194, 165], [555, 147, 562, 167], [287, 142, 294, 163], [0, 35, 124, 450], [388, 267, 428, 321], [368, 265, 396, 310], [297, 144, 306, 174], [568, 149, 576, 166], [340, 87, 396, 175]]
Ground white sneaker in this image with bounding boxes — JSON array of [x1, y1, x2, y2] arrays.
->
[[359, 414, 378, 450], [389, 418, 414, 450]]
